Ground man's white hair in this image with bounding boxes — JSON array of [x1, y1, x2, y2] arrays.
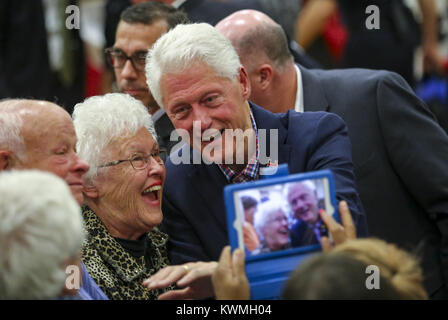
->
[[0, 170, 84, 299], [145, 23, 242, 109], [285, 181, 317, 218], [72, 93, 156, 184], [286, 180, 316, 198], [254, 201, 285, 236], [0, 99, 27, 160]]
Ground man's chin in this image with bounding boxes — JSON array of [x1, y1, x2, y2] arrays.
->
[[190, 142, 223, 164], [298, 213, 312, 223], [304, 216, 319, 224]]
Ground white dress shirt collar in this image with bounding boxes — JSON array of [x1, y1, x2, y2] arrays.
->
[[294, 64, 304, 113]]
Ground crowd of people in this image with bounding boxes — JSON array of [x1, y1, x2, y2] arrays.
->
[[1, 0, 448, 300]]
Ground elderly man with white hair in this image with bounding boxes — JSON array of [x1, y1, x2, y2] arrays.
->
[[73, 93, 173, 300], [144, 22, 366, 267], [287, 182, 323, 246], [0, 170, 84, 299], [0, 99, 89, 203], [0, 98, 107, 300]]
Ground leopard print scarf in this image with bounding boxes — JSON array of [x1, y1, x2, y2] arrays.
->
[[81, 206, 173, 300]]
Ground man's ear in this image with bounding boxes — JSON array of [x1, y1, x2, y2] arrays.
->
[[82, 184, 99, 199], [238, 66, 251, 100], [0, 150, 12, 170], [256, 64, 274, 90]]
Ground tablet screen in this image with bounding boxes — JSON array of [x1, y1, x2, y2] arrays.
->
[[234, 177, 333, 257]]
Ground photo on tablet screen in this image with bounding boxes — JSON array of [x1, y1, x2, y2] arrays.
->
[[234, 177, 333, 257]]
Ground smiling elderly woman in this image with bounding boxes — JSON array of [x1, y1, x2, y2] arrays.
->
[[253, 202, 291, 254], [72, 93, 171, 300]]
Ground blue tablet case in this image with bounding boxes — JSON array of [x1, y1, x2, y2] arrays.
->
[[223, 165, 340, 299]]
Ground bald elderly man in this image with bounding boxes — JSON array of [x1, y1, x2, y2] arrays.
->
[[0, 99, 89, 203], [0, 99, 107, 300], [216, 10, 448, 299]]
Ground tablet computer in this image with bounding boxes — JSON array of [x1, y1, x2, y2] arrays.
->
[[224, 166, 339, 299]]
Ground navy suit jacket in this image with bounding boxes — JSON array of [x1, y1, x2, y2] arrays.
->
[[161, 103, 367, 264], [300, 66, 448, 297]]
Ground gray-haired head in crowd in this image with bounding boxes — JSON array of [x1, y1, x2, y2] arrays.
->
[[287, 181, 319, 224], [145, 23, 255, 166], [0, 99, 90, 204], [0, 99, 26, 160], [0, 170, 84, 299], [145, 23, 242, 110], [72, 93, 170, 299], [254, 201, 290, 253], [73, 93, 157, 184]]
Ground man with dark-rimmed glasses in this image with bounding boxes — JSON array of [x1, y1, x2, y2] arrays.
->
[[106, 2, 188, 157]]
